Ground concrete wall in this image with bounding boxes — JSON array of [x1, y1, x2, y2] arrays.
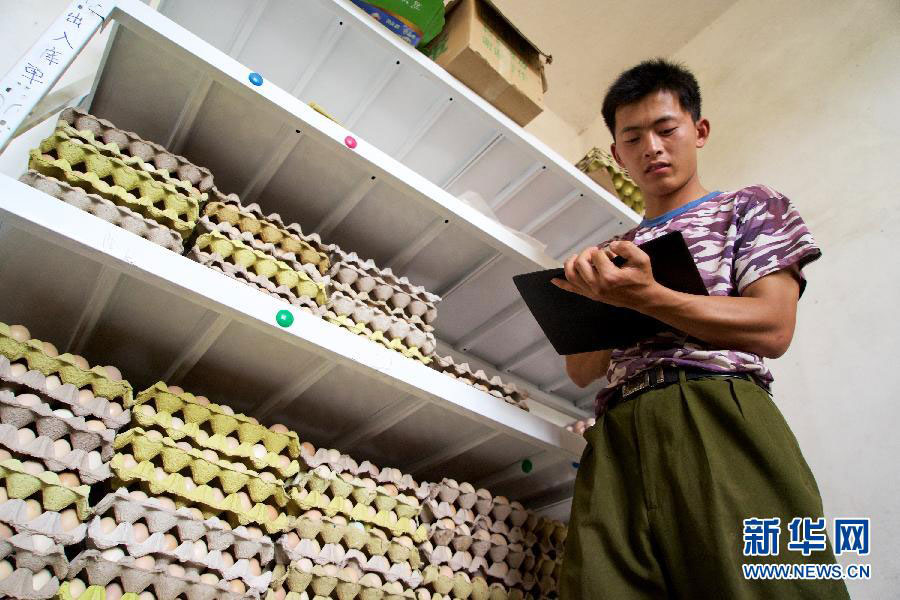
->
[[668, 1, 899, 596]]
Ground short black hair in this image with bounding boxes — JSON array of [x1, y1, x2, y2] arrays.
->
[[601, 58, 701, 138]]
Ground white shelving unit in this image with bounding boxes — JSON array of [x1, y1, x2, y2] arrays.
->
[[0, 0, 632, 515]]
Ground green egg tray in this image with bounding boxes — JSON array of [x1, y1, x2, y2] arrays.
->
[[324, 315, 432, 365], [0, 458, 90, 521]]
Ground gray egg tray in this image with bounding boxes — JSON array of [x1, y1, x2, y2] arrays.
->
[[0, 498, 87, 546]]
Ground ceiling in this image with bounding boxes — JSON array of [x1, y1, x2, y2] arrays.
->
[[490, 0, 741, 133]]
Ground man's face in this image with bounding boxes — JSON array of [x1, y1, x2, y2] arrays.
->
[[611, 89, 708, 198]]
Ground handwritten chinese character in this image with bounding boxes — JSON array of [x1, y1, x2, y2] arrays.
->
[[787, 517, 827, 556], [23, 63, 44, 86], [42, 46, 63, 66], [53, 31, 73, 50], [85, 1, 106, 21], [834, 518, 870, 556], [743, 517, 780, 557], [67, 12, 84, 28]]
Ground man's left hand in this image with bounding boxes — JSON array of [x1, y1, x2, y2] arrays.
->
[[551, 240, 658, 309]]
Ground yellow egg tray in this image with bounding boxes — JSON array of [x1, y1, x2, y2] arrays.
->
[[294, 468, 420, 520], [287, 517, 422, 567], [109, 458, 295, 535], [0, 323, 133, 406], [194, 231, 328, 305], [324, 314, 432, 365], [60, 106, 215, 193], [129, 383, 301, 458], [28, 147, 196, 239], [130, 404, 301, 480], [288, 488, 426, 543], [53, 122, 205, 200], [113, 428, 289, 507], [56, 582, 141, 600], [272, 562, 421, 600], [202, 199, 331, 274], [0, 458, 90, 521], [575, 147, 644, 215]]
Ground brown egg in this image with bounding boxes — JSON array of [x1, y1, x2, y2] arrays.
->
[[221, 551, 234, 569], [167, 563, 185, 577], [22, 461, 43, 475], [300, 441, 315, 456], [103, 582, 126, 600], [18, 428, 36, 446], [32, 569, 53, 591], [168, 386, 184, 395], [60, 509, 80, 531], [8, 324, 30, 342], [77, 388, 94, 405], [163, 533, 178, 551], [0, 559, 12, 580], [134, 555, 155, 570], [249, 558, 261, 576], [24, 500, 42, 520], [229, 579, 246, 594], [9, 363, 28, 378], [266, 505, 279, 521], [68, 578, 87, 599], [272, 589, 286, 600], [42, 342, 59, 357], [85, 420, 106, 432], [102, 366, 122, 381], [269, 423, 289, 433], [16, 394, 40, 407], [236, 492, 251, 512], [283, 531, 300, 549], [52, 439, 71, 457], [246, 526, 262, 538], [0, 523, 12, 539], [277, 455, 290, 469], [99, 516, 117, 534], [0, 450, 9, 463], [199, 573, 219, 585], [108, 403, 123, 417], [132, 522, 149, 542], [260, 472, 276, 483], [194, 395, 210, 405], [71, 355, 90, 370]]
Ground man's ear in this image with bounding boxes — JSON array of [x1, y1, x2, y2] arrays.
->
[[611, 143, 625, 168], [695, 117, 711, 148]]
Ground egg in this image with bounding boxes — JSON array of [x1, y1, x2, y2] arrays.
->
[[278, 455, 290, 469], [60, 509, 80, 531], [77, 388, 94, 405], [42, 342, 59, 357], [157, 497, 175, 513], [247, 416, 258, 425], [121, 454, 137, 469], [192, 539, 208, 561], [211, 488, 225, 503], [108, 403, 123, 417], [8, 324, 30, 342], [132, 522, 149, 542], [251, 444, 266, 459], [129, 489, 148, 501], [86, 420, 106, 432], [304, 510, 322, 522], [189, 508, 204, 520], [283, 531, 300, 549], [339, 566, 360, 583], [104, 582, 123, 600], [0, 523, 12, 539], [195, 430, 208, 442], [182, 478, 196, 492], [154, 467, 167, 482], [71, 355, 90, 370], [24, 500, 41, 520], [134, 555, 155, 570], [229, 579, 246, 594], [30, 534, 53, 553], [62, 472, 82, 488], [201, 449, 217, 462], [101, 547, 126, 562], [297, 558, 313, 571], [249, 558, 262, 576], [170, 416, 184, 429], [167, 563, 185, 577], [269, 423, 289, 433], [146, 430, 163, 441], [194, 395, 210, 405], [138, 592, 155, 600], [272, 589, 286, 600], [266, 505, 278, 521], [0, 487, 7, 503], [159, 532, 177, 551], [199, 573, 219, 585], [225, 437, 239, 450], [32, 569, 52, 591], [0, 559, 12, 580], [9, 363, 28, 378], [221, 551, 234, 568], [219, 405, 234, 416], [99, 517, 117, 534], [236, 492, 251, 512], [246, 525, 262, 539], [87, 451, 102, 470], [17, 428, 36, 445], [176, 441, 192, 452], [300, 441, 315, 456], [52, 439, 70, 457], [22, 461, 43, 475], [68, 578, 87, 599], [260, 472, 276, 483], [16, 394, 40, 407], [139, 404, 156, 417], [168, 386, 184, 395], [103, 366, 122, 381], [53, 408, 75, 419]]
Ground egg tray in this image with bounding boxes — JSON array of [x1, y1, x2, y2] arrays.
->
[[427, 357, 527, 411], [0, 529, 70, 577], [60, 107, 215, 194], [55, 581, 141, 600], [323, 313, 433, 365], [0, 358, 130, 434], [19, 171, 185, 253], [201, 198, 331, 274], [130, 383, 301, 458], [328, 250, 440, 324], [92, 488, 275, 564], [420, 489, 529, 529], [293, 466, 421, 520], [327, 288, 432, 336], [30, 138, 198, 237], [113, 428, 289, 507], [0, 424, 111, 485], [0, 459, 90, 521], [285, 517, 423, 567], [271, 561, 422, 600], [418, 545, 539, 586], [301, 450, 417, 494], [66, 550, 254, 600], [327, 282, 434, 332], [84, 517, 273, 593], [278, 537, 423, 590], [0, 563, 60, 599], [51, 122, 205, 201], [422, 526, 524, 565], [0, 498, 87, 546], [130, 404, 301, 481], [419, 565, 510, 600], [109, 462, 295, 535], [575, 147, 644, 214], [288, 489, 426, 543], [0, 324, 133, 407]]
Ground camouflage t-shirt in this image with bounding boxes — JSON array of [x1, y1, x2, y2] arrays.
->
[[595, 184, 821, 414]]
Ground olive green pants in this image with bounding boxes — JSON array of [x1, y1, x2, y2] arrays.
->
[[559, 373, 850, 599]]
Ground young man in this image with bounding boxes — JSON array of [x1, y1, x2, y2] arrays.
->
[[554, 60, 850, 599]]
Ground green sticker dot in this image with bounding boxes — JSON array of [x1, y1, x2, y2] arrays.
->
[[521, 459, 533, 473], [276, 309, 294, 328]]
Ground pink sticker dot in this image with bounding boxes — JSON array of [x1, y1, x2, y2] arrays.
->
[[344, 136, 357, 149]]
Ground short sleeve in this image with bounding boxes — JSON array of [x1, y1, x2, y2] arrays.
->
[[733, 186, 821, 297]]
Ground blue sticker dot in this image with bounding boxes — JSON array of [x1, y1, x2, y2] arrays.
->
[[572, 462, 580, 469], [248, 72, 264, 86]]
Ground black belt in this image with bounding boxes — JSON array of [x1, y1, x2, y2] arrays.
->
[[607, 366, 754, 411]]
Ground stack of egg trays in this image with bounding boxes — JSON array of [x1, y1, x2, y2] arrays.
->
[[325, 249, 440, 365], [111, 381, 305, 536], [23, 108, 210, 252], [64, 486, 276, 600], [0, 321, 133, 599], [416, 479, 565, 599], [188, 191, 331, 315], [428, 356, 529, 412]]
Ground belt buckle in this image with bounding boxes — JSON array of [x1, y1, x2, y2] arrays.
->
[[621, 367, 666, 400]]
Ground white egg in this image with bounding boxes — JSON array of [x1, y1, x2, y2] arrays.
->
[[17, 428, 36, 445], [183, 478, 196, 492], [10, 363, 28, 377], [170, 416, 184, 429], [199, 573, 219, 585], [24, 500, 42, 520], [103, 366, 122, 381], [8, 324, 30, 342], [16, 394, 40, 407], [53, 439, 71, 457], [122, 454, 137, 469], [225, 437, 239, 450], [176, 441, 192, 452], [195, 430, 209, 442], [202, 450, 217, 462], [101, 547, 125, 562], [132, 522, 149, 543], [246, 526, 262, 539], [87, 451, 102, 469], [236, 492, 251, 511], [22, 461, 43, 475], [0, 487, 7, 503], [154, 467, 167, 482], [219, 405, 234, 416], [138, 592, 154, 600], [85, 420, 106, 432], [139, 404, 156, 417], [129, 490, 148, 501], [156, 497, 176, 512], [68, 578, 87, 599], [99, 517, 117, 534], [30, 534, 53, 553], [53, 408, 75, 419], [0, 559, 12, 580], [251, 444, 266, 459], [211, 488, 225, 503], [146, 430, 163, 442], [108, 403, 123, 417], [31, 569, 52, 591], [168, 386, 184, 395], [269, 423, 289, 433], [77, 388, 94, 405], [189, 508, 204, 520], [59, 472, 81, 488], [104, 582, 123, 600], [192, 539, 207, 561], [60, 509, 80, 531], [260, 472, 276, 483], [134, 555, 155, 570], [167, 563, 185, 577], [194, 395, 210, 405]]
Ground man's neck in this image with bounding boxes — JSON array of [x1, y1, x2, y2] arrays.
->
[[643, 174, 709, 221]]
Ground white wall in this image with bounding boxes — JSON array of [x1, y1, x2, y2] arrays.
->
[[669, 0, 900, 596]]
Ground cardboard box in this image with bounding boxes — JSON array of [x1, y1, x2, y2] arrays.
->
[[423, 0, 549, 126]]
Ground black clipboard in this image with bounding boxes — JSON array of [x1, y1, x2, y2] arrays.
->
[[513, 231, 708, 354]]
